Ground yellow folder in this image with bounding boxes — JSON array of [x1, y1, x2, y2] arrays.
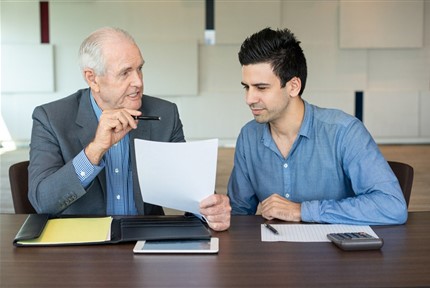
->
[[17, 217, 113, 245]]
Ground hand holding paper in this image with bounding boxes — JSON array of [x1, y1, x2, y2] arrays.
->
[[200, 193, 231, 231], [134, 139, 218, 217]]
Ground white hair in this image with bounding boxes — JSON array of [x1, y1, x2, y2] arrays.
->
[[78, 27, 137, 76]]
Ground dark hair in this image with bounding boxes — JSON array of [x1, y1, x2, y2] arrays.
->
[[238, 27, 307, 95]]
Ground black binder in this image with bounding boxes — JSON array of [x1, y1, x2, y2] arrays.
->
[[13, 214, 211, 246]]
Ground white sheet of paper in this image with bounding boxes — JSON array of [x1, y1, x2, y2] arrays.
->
[[135, 139, 218, 216], [261, 224, 379, 242]]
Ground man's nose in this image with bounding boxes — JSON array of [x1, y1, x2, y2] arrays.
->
[[245, 90, 258, 106], [131, 70, 143, 87]]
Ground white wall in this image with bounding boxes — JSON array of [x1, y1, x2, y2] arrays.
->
[[1, 0, 429, 147]]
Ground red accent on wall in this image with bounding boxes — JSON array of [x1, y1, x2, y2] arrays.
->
[[40, 1, 49, 43]]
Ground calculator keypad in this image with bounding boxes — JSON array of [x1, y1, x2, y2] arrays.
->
[[327, 232, 384, 251]]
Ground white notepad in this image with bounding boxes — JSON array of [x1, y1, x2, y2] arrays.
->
[[261, 224, 378, 242]]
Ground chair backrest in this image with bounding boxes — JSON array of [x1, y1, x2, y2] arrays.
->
[[8, 160, 36, 214], [388, 161, 414, 208]]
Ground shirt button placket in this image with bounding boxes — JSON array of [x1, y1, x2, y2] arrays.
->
[[283, 162, 289, 198]]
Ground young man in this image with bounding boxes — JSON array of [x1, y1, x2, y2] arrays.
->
[[227, 27, 407, 225], [29, 27, 230, 231]]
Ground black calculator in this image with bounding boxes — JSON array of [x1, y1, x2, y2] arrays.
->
[[327, 232, 384, 251]]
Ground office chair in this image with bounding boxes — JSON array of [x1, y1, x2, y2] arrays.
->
[[388, 161, 414, 208], [8, 160, 36, 214]]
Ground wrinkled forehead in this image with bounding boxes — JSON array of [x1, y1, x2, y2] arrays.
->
[[102, 39, 144, 72]]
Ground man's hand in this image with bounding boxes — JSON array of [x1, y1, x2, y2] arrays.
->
[[85, 109, 140, 165], [200, 194, 231, 231], [261, 194, 301, 222]]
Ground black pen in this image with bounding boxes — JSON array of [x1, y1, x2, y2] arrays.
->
[[132, 115, 161, 121], [264, 223, 279, 235]]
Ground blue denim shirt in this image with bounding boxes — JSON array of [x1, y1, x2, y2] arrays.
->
[[227, 101, 407, 225]]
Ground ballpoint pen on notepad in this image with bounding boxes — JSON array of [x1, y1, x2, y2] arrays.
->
[[264, 223, 279, 235]]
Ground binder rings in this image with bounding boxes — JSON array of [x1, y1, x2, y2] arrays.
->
[[13, 214, 211, 246]]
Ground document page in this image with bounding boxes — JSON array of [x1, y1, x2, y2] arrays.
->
[[261, 224, 378, 242], [135, 139, 218, 216]]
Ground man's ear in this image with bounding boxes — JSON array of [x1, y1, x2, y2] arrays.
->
[[289, 77, 302, 98], [83, 69, 100, 92]]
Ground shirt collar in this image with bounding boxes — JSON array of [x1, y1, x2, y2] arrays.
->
[[299, 100, 312, 139], [262, 99, 313, 145]]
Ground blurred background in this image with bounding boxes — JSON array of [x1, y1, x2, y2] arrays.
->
[[1, 1, 429, 213], [1, 0, 429, 148]]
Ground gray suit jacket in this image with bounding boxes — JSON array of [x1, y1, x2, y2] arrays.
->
[[29, 88, 185, 216]]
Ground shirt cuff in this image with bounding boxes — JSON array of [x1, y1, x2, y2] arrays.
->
[[300, 200, 322, 223], [72, 150, 104, 187]]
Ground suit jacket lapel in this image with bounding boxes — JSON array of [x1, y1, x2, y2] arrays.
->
[[75, 89, 98, 147], [74, 89, 107, 199]]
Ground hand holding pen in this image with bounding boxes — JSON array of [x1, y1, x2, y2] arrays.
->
[[85, 110, 161, 165]]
